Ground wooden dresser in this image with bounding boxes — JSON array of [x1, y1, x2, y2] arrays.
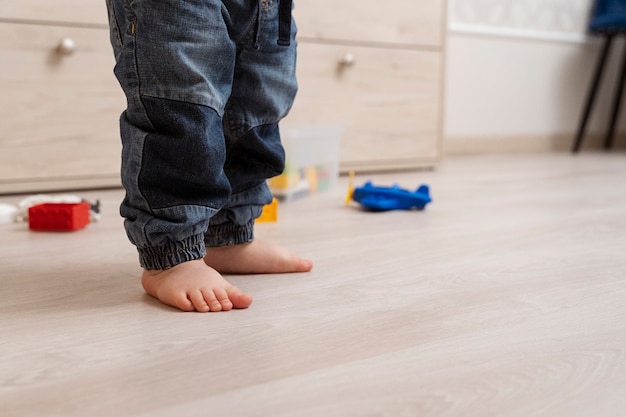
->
[[287, 0, 446, 172], [0, 0, 124, 194], [0, 0, 446, 194]]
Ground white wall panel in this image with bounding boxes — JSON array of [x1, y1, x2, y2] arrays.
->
[[449, 0, 593, 43], [444, 0, 626, 153]]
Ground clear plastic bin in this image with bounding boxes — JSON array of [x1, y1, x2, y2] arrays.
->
[[269, 126, 342, 201]]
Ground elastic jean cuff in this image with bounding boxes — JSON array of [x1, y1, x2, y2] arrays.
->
[[138, 233, 206, 270], [204, 219, 255, 247]]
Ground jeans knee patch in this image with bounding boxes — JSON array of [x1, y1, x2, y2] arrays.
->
[[224, 123, 285, 194], [136, 96, 231, 210]]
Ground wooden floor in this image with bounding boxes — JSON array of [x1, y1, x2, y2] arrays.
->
[[1, 153, 626, 417]]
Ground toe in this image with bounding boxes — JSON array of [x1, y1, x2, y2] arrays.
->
[[188, 290, 210, 312], [213, 288, 233, 311], [294, 257, 314, 272], [201, 288, 223, 312], [226, 285, 253, 309], [170, 294, 195, 312]]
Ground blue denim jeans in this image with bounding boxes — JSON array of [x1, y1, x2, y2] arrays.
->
[[105, 0, 297, 270]]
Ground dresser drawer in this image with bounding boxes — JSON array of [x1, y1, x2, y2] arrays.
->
[[0, 23, 123, 191], [0, 0, 107, 25], [283, 42, 442, 171], [294, 0, 444, 48]]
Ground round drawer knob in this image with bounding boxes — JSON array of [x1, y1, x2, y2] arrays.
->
[[57, 38, 76, 55], [339, 53, 356, 67]]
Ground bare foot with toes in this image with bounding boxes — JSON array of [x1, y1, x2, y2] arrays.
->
[[203, 239, 313, 274], [141, 259, 253, 312], [141, 240, 312, 312]]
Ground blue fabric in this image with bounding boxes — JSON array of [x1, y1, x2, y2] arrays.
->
[[590, 0, 626, 33], [105, 0, 298, 270]]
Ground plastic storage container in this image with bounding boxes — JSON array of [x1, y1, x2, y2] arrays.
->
[[269, 126, 342, 201]]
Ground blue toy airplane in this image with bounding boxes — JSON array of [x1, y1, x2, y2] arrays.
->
[[346, 173, 431, 211]]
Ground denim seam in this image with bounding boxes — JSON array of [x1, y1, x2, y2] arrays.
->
[[226, 105, 241, 138], [127, 2, 156, 133], [234, 1, 262, 47], [139, 93, 224, 118], [150, 204, 222, 214], [127, 1, 160, 236]]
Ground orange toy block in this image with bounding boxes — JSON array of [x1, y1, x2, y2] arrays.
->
[[256, 198, 278, 223]]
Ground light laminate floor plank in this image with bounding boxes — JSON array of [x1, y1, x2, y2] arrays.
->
[[1, 153, 625, 416]]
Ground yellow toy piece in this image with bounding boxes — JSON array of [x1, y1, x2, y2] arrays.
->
[[256, 198, 278, 223], [268, 174, 290, 190], [345, 171, 355, 205], [268, 164, 301, 191]]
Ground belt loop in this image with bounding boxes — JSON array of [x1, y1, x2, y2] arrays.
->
[[277, 0, 292, 46]]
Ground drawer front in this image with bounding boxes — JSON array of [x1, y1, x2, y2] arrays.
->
[[0, 1, 444, 45], [283, 42, 442, 170], [0, 23, 124, 189], [0, 0, 107, 25], [294, 0, 444, 48]]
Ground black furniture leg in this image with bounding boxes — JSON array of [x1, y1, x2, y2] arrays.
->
[[604, 37, 626, 150], [573, 35, 614, 153]]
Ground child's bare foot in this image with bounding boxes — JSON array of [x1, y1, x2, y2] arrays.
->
[[204, 239, 313, 274], [141, 259, 253, 312]]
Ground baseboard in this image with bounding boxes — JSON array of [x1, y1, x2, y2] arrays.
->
[[444, 133, 626, 156], [0, 175, 122, 196]]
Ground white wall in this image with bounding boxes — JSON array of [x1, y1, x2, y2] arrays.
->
[[444, 0, 626, 153]]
